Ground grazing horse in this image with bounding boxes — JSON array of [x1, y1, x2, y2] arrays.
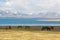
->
[[50, 26, 54, 30], [25, 26, 30, 29], [17, 26, 22, 29], [41, 26, 54, 31], [6, 26, 11, 29]]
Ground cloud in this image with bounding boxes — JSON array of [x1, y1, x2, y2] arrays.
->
[[0, 0, 60, 18]]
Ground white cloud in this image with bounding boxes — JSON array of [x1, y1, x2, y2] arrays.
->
[[5, 1, 13, 6], [0, 0, 60, 18]]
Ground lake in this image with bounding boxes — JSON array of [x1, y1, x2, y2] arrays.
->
[[0, 18, 60, 26]]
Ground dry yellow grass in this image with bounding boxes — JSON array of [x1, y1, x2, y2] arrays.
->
[[0, 29, 60, 40]]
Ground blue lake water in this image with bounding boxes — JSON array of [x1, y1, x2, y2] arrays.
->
[[0, 18, 60, 26]]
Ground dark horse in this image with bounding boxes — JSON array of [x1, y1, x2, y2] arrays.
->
[[41, 26, 54, 31]]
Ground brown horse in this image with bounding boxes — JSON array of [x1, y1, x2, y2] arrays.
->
[[25, 26, 30, 29], [17, 26, 22, 29], [6, 26, 11, 29]]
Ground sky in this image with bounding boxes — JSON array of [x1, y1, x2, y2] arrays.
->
[[0, 0, 60, 18]]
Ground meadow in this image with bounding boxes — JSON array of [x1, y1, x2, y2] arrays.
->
[[0, 29, 60, 40]]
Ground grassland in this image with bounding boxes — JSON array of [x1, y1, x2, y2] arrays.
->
[[0, 29, 60, 40]]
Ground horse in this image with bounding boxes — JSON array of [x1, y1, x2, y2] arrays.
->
[[25, 26, 30, 29], [6, 26, 11, 29], [17, 26, 22, 29], [41, 26, 54, 31]]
